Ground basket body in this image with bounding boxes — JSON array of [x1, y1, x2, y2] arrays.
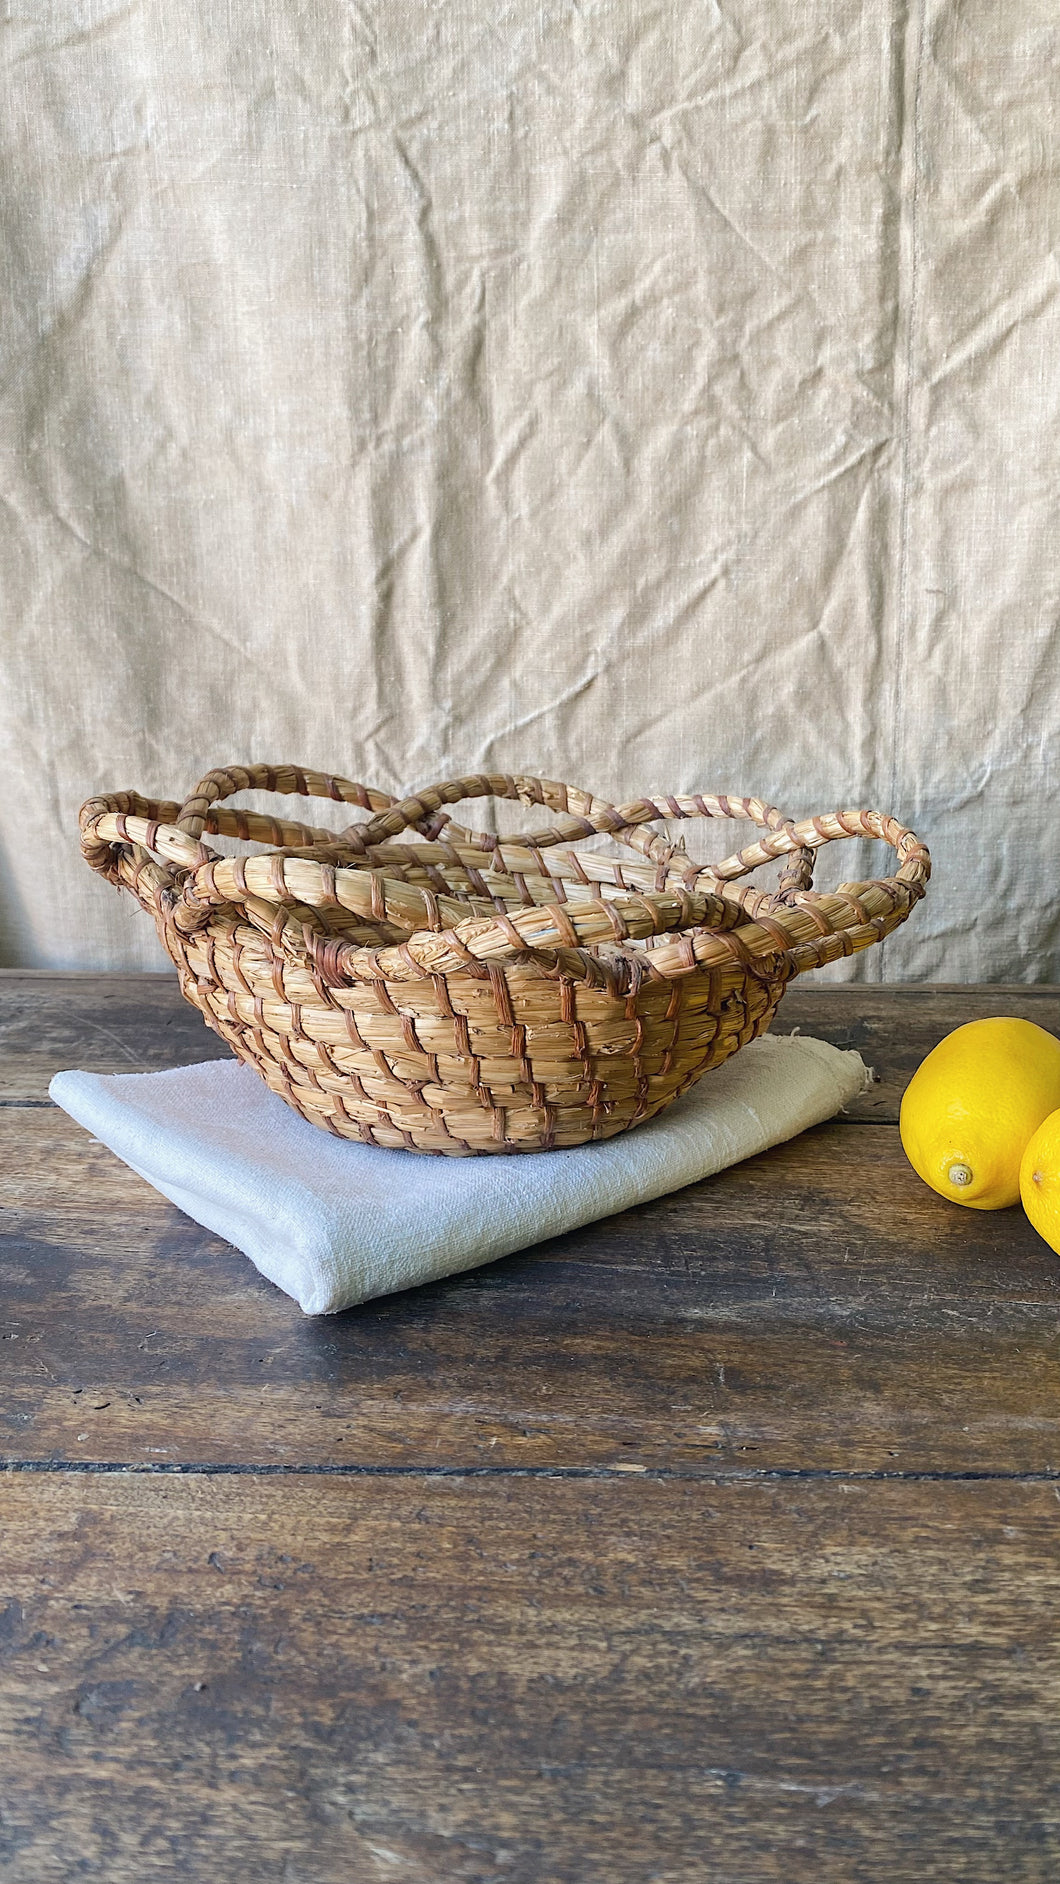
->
[[79, 768, 929, 1155], [164, 914, 789, 1154]]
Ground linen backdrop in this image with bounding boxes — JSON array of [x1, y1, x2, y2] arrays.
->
[[1, 0, 1057, 977]]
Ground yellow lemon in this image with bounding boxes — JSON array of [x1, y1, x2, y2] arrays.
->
[[1020, 1109, 1060, 1253], [899, 1017, 1060, 1210]]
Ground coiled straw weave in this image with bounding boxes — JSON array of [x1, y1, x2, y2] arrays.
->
[[80, 766, 930, 1155]]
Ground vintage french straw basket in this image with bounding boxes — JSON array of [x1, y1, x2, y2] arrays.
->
[[79, 767, 930, 1156]]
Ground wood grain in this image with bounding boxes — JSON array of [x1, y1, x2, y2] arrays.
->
[[4, 976, 1060, 1880], [0, 972, 231, 1102], [3, 1104, 1059, 1472], [2, 1471, 1058, 1884]]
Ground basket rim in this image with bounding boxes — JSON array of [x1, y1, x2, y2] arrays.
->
[[79, 765, 930, 995]]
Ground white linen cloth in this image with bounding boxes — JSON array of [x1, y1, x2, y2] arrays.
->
[[49, 1036, 870, 1315]]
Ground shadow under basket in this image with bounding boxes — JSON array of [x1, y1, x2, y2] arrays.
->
[[80, 767, 930, 1156]]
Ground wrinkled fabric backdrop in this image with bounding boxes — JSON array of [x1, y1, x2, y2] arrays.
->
[[1, 1, 1057, 977]]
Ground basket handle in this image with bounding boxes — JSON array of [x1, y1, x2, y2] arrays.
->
[[596, 792, 815, 897], [170, 774, 926, 965], [176, 807, 926, 997], [85, 768, 928, 989], [79, 766, 434, 906], [165, 768, 648, 935], [621, 804, 931, 984], [171, 768, 818, 887], [168, 772, 804, 945], [345, 773, 815, 890], [173, 763, 438, 842], [172, 764, 640, 852], [341, 771, 644, 851], [355, 804, 929, 984]]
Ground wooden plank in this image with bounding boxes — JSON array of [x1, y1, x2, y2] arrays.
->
[[0, 973, 230, 1101], [781, 983, 1060, 1123], [4, 1105, 1059, 1473], [1, 1470, 1058, 1883], [2, 970, 1058, 1119]]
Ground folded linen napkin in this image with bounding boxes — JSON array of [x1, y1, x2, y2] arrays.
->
[[50, 1035, 869, 1315]]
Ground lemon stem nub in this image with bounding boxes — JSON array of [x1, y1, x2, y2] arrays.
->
[[947, 1162, 974, 1188]]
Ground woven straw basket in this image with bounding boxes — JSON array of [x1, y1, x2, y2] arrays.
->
[[80, 766, 930, 1156]]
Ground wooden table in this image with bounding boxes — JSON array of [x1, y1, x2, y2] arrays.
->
[[1, 974, 1059, 1881]]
